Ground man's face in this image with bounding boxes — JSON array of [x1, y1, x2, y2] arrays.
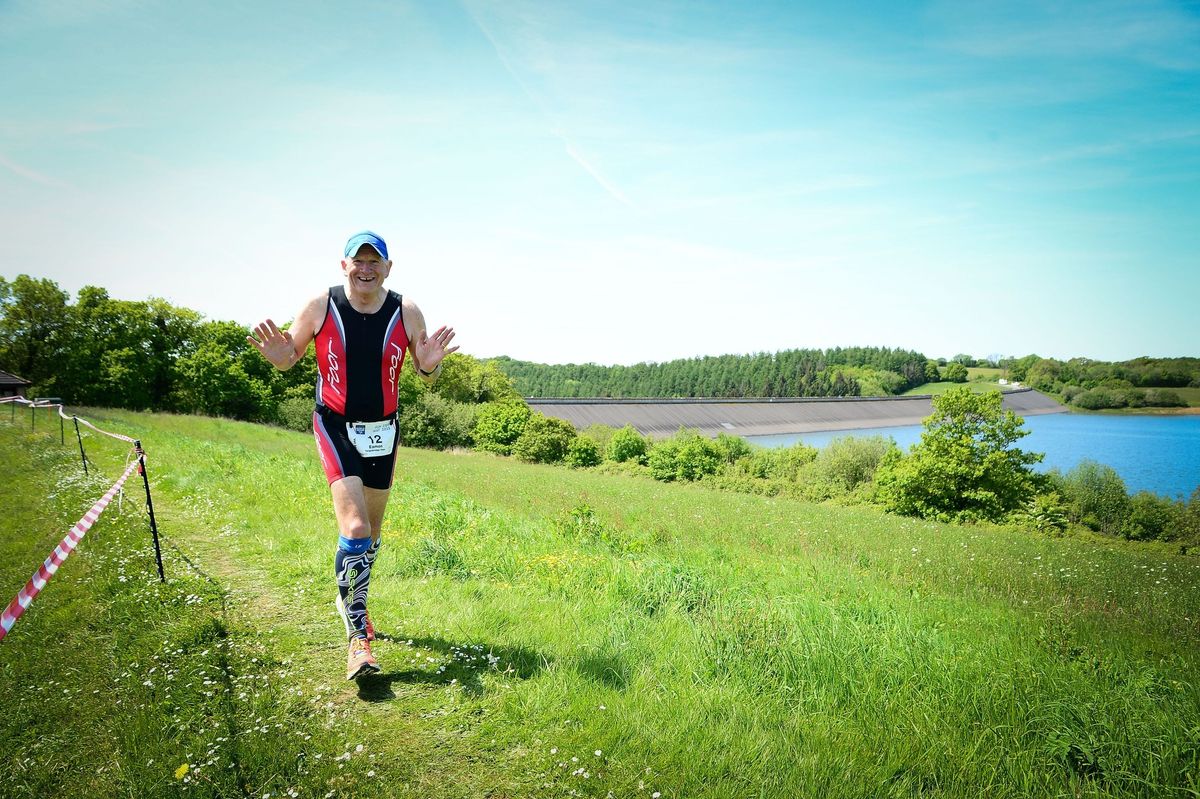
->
[[342, 244, 391, 291]]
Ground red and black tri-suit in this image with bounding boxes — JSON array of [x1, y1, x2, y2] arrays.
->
[[311, 285, 409, 489]]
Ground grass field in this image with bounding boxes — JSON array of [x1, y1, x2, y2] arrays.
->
[[1173, 387, 1200, 407], [901, 381, 1007, 396], [2, 405, 1199, 798]]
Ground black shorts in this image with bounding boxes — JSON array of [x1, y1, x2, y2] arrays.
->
[[311, 407, 398, 490]]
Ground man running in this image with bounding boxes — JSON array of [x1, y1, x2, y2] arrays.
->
[[248, 231, 457, 680]]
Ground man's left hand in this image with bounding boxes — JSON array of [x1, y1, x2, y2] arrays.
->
[[415, 325, 459, 372]]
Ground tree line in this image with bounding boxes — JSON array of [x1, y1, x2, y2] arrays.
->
[[1003, 354, 1199, 410], [4, 274, 1196, 420], [0, 275, 516, 427], [489, 347, 934, 398]]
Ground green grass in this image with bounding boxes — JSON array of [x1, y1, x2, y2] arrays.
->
[[902, 381, 1008, 396], [3, 404, 1200, 797], [1172, 387, 1200, 407]]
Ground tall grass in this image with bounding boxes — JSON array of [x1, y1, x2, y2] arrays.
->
[[3, 406, 1199, 797]]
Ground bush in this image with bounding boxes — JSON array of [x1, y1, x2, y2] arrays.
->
[[1020, 492, 1070, 534], [580, 424, 617, 454], [276, 396, 314, 432], [1145, 389, 1187, 408], [565, 436, 602, 468], [736, 444, 817, 482], [1186, 488, 1200, 542], [512, 413, 576, 463], [648, 429, 721, 482], [806, 435, 896, 494], [399, 392, 476, 449], [1071, 389, 1125, 410], [1059, 460, 1131, 535], [473, 402, 531, 455], [875, 387, 1042, 522], [1060, 385, 1085, 403], [712, 432, 752, 463], [607, 425, 649, 464], [1123, 491, 1185, 541], [944, 362, 968, 383]]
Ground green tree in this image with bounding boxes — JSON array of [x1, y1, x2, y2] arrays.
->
[[473, 402, 531, 455], [0, 275, 70, 393], [512, 413, 576, 463], [648, 429, 721, 482], [875, 387, 1043, 522], [607, 425, 649, 464], [399, 392, 476, 450], [434, 354, 521, 404], [1059, 461, 1131, 535], [1123, 491, 1185, 541], [944, 362, 969, 383], [565, 436, 602, 468], [173, 341, 275, 421]]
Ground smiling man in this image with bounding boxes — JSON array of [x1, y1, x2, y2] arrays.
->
[[248, 231, 458, 680]]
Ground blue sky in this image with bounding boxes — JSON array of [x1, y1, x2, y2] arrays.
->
[[1, 0, 1197, 365]]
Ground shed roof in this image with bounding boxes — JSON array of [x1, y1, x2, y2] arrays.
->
[[0, 370, 32, 387], [527, 388, 1066, 438]]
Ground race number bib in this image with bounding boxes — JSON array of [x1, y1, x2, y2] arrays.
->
[[346, 419, 396, 458]]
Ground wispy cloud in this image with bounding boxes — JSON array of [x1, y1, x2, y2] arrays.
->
[[561, 140, 632, 206], [461, 0, 634, 207], [0, 152, 67, 187]]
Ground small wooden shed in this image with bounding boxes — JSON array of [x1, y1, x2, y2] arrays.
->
[[0, 370, 32, 398]]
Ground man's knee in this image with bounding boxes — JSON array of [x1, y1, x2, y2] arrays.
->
[[341, 518, 372, 540]]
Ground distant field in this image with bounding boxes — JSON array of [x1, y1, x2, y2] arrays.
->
[[2, 406, 1199, 797], [902, 381, 1006, 396], [1174, 386, 1200, 407], [966, 366, 1003, 380]]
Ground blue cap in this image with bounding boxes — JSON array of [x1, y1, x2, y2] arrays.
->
[[344, 230, 389, 260]]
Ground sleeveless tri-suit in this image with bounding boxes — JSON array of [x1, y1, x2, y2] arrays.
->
[[311, 285, 409, 489]]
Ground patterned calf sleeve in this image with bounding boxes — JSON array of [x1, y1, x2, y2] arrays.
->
[[365, 538, 381, 567], [335, 536, 372, 640]]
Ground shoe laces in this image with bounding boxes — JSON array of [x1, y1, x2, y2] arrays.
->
[[350, 637, 372, 657]]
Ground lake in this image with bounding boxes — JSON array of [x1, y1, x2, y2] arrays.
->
[[746, 413, 1200, 499]]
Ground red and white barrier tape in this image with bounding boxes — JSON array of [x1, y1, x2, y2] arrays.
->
[[0, 458, 141, 642], [0, 397, 137, 444]]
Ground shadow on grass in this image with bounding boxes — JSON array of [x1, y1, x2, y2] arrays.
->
[[355, 633, 550, 703]]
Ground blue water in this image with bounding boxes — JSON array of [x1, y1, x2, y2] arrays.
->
[[746, 413, 1200, 499]]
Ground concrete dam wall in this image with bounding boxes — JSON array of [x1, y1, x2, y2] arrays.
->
[[526, 388, 1067, 438]]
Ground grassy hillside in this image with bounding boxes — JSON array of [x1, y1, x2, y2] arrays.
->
[[2, 406, 1199, 798]]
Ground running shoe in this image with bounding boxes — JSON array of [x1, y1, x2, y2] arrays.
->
[[346, 636, 380, 680], [335, 594, 375, 641]]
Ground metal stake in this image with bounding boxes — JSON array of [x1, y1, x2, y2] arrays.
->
[[73, 416, 89, 475], [135, 440, 166, 583]]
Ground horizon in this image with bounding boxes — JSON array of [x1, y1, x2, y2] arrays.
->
[[2, 1, 1197, 365]]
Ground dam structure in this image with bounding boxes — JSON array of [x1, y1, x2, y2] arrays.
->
[[526, 387, 1067, 439]]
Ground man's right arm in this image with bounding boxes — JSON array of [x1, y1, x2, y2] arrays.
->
[[248, 292, 327, 371]]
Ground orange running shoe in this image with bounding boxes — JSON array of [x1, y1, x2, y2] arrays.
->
[[346, 636, 379, 681]]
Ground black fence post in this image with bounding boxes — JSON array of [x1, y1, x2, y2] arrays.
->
[[135, 440, 166, 583], [73, 416, 89, 475]]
